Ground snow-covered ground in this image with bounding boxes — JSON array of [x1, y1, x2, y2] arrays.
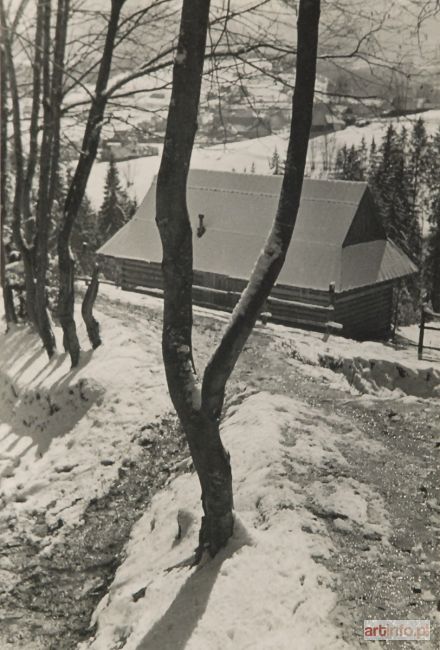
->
[[80, 392, 364, 650], [87, 108, 440, 210], [269, 319, 440, 399], [1, 285, 439, 648], [86, 132, 290, 210], [0, 304, 170, 543]]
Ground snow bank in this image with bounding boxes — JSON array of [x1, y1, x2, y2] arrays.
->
[[271, 323, 440, 399], [81, 391, 391, 650], [319, 352, 440, 398], [0, 308, 170, 543]]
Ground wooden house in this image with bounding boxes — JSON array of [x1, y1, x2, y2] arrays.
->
[[97, 170, 417, 339]]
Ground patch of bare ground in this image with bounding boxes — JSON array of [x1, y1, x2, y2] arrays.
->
[[0, 414, 188, 649]]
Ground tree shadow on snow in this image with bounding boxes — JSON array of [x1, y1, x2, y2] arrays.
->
[[137, 520, 252, 650], [0, 348, 99, 460]]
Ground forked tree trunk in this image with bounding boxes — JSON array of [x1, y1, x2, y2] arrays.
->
[[156, 0, 320, 558], [58, 0, 125, 366], [156, 0, 233, 557], [81, 263, 101, 348]]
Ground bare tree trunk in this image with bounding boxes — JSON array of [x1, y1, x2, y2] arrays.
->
[[0, 0, 38, 327], [156, 0, 233, 558], [34, 0, 56, 357], [58, 0, 126, 366], [81, 263, 101, 348], [0, 18, 16, 328], [156, 0, 320, 557], [202, 0, 320, 416], [22, 0, 44, 243], [47, 0, 70, 211], [33, 0, 70, 357]]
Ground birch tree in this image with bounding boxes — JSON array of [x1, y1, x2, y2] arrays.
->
[[156, 0, 320, 558]]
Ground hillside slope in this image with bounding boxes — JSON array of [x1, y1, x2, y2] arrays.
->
[[0, 287, 439, 648]]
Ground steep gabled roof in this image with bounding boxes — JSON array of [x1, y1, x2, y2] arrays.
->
[[98, 170, 416, 292]]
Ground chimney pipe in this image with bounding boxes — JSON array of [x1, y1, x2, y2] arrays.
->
[[197, 214, 206, 238]]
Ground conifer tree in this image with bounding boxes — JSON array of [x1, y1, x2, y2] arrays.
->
[[269, 147, 283, 175], [98, 154, 136, 245], [426, 190, 440, 311], [334, 144, 349, 179], [370, 124, 416, 258], [368, 138, 379, 182], [334, 144, 364, 180], [425, 128, 440, 311], [72, 193, 99, 274], [359, 136, 368, 173]]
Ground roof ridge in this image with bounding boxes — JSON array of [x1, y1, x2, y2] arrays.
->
[[151, 170, 368, 187], [191, 168, 368, 185], [185, 184, 362, 205]]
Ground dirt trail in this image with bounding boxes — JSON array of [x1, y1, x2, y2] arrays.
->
[[1, 292, 439, 648]]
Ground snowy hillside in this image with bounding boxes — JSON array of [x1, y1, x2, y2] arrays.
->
[[1, 285, 439, 648], [87, 109, 440, 210]]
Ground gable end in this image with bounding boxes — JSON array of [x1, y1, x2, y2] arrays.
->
[[342, 187, 386, 247]]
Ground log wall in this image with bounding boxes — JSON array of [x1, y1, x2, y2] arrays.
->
[[335, 282, 394, 339], [113, 256, 394, 339]]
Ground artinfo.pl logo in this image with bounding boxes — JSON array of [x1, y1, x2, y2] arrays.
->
[[364, 620, 430, 641]]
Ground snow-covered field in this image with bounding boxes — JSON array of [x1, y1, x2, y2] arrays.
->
[[1, 286, 439, 648], [87, 109, 440, 210]]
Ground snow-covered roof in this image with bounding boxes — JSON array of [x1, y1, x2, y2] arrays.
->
[[98, 170, 416, 293]]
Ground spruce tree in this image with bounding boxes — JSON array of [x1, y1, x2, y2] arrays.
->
[[368, 138, 378, 182], [269, 147, 283, 175], [334, 143, 364, 181], [359, 137, 368, 174], [72, 193, 99, 274], [426, 190, 440, 311], [98, 155, 136, 245], [370, 124, 416, 258], [425, 128, 440, 311], [370, 124, 397, 225], [334, 144, 349, 179]]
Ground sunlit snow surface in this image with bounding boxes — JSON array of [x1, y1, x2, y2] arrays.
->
[[0, 284, 439, 649]]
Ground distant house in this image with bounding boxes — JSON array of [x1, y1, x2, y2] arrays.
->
[[310, 103, 344, 137], [221, 106, 272, 138], [97, 170, 417, 339], [100, 139, 158, 162]]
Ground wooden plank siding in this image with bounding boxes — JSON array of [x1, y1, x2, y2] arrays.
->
[[115, 257, 394, 339], [335, 282, 394, 339]]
